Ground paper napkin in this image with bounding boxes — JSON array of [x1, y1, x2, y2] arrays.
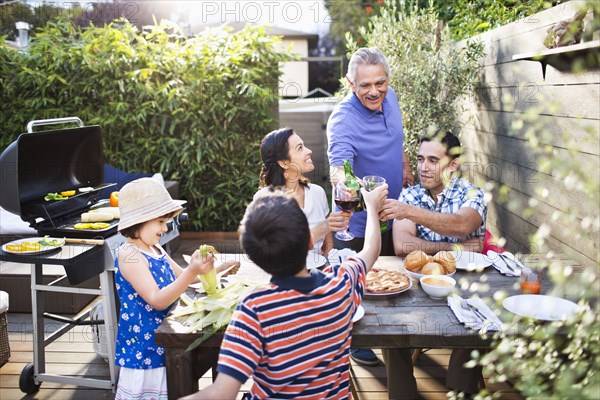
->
[[448, 294, 502, 333], [487, 250, 522, 277]]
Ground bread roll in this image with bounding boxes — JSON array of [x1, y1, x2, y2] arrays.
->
[[404, 250, 429, 272], [421, 262, 445, 275], [433, 251, 456, 274]]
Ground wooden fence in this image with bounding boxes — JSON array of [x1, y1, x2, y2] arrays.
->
[[456, 0, 599, 267]]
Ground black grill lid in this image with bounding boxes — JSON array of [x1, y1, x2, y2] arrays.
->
[[0, 118, 108, 225]]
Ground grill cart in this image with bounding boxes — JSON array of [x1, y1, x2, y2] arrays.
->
[[0, 118, 183, 393]]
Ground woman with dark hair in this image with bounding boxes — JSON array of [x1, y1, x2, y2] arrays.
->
[[254, 128, 350, 256]]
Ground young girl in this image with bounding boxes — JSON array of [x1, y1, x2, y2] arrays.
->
[[255, 127, 350, 256], [113, 177, 219, 400]]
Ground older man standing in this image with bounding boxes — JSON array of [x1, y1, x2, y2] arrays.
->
[[327, 47, 413, 366]]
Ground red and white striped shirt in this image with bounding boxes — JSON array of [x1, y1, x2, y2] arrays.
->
[[217, 257, 366, 399]]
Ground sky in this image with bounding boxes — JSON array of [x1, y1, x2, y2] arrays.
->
[[170, 0, 331, 36]]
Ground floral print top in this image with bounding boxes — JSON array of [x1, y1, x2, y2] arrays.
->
[[114, 244, 176, 369]]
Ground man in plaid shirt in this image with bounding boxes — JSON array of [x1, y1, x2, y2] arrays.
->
[[378, 130, 488, 398], [380, 131, 487, 256]]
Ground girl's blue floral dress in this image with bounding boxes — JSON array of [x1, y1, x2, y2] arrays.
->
[[114, 244, 175, 368]]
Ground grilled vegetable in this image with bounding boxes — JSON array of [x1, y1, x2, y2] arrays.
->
[[44, 193, 68, 201], [110, 191, 119, 207], [38, 236, 66, 246], [198, 244, 219, 294], [74, 223, 93, 229], [90, 207, 120, 219], [60, 190, 76, 197], [74, 222, 110, 230], [81, 212, 113, 222], [6, 241, 43, 252]]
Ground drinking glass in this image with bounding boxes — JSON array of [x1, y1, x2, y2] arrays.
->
[[333, 180, 361, 241], [363, 175, 388, 231], [520, 268, 542, 294]]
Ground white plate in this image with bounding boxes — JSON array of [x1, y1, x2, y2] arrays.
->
[[306, 253, 327, 270], [450, 251, 492, 271], [503, 294, 580, 321], [352, 305, 365, 323], [1, 237, 63, 255]]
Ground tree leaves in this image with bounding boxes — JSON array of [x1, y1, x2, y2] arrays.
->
[[0, 18, 294, 231]]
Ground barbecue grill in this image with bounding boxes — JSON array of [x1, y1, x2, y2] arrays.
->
[[0, 117, 184, 394], [0, 117, 118, 240]]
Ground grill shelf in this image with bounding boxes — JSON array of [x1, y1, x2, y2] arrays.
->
[[0, 240, 120, 393]]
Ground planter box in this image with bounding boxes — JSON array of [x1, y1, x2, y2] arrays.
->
[[179, 231, 241, 254], [0, 311, 9, 366]]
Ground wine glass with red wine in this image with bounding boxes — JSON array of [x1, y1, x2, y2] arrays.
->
[[333, 179, 361, 241]]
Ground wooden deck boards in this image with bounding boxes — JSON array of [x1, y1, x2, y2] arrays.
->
[[2, 323, 523, 400], [0, 237, 523, 399]]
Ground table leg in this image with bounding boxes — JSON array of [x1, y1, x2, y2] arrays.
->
[[164, 347, 219, 399]]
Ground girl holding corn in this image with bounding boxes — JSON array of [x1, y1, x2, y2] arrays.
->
[[113, 178, 226, 400]]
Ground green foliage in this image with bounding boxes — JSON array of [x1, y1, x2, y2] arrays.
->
[[581, 0, 600, 42], [324, 0, 387, 55], [341, 2, 484, 172], [324, 0, 560, 46], [473, 101, 600, 399], [0, 18, 293, 231], [0, 2, 33, 38], [0, 1, 82, 39], [432, 0, 562, 41]]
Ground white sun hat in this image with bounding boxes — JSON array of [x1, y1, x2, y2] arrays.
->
[[117, 178, 184, 231]]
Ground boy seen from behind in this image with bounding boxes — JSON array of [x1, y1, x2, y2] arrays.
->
[[183, 184, 387, 399]]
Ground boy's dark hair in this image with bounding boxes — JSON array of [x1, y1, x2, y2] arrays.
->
[[120, 210, 179, 239], [239, 188, 310, 277], [420, 130, 462, 160]]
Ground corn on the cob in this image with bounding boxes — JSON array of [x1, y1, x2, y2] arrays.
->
[[80, 212, 113, 222], [198, 244, 219, 294], [169, 281, 260, 350]]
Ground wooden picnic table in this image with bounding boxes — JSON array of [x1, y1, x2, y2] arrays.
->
[[154, 253, 568, 399]]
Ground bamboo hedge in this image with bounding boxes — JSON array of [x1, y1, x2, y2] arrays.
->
[[0, 18, 294, 231]]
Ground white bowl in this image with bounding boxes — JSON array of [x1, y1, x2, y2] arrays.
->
[[419, 275, 456, 299]]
